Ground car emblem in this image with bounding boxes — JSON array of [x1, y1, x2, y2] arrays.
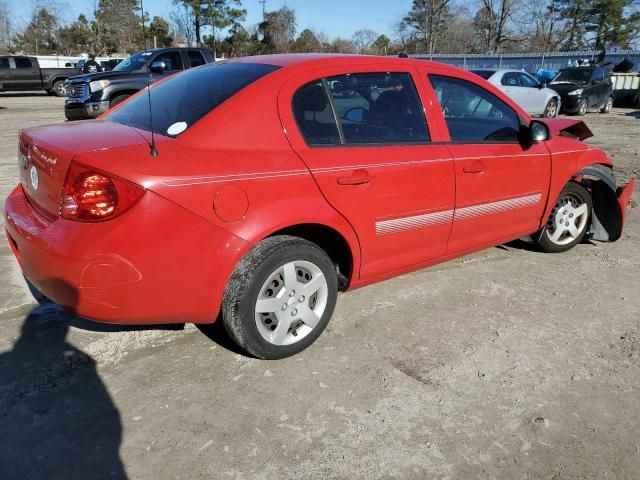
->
[[30, 166, 39, 191]]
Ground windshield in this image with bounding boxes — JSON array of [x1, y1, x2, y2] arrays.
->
[[106, 62, 280, 137], [112, 51, 153, 72], [552, 69, 592, 84], [471, 70, 495, 80]]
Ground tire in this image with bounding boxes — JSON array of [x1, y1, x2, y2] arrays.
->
[[600, 96, 613, 113], [222, 235, 338, 359], [543, 98, 558, 118], [52, 80, 68, 97], [109, 94, 130, 108], [576, 99, 588, 116], [25, 277, 51, 304], [537, 182, 592, 253]]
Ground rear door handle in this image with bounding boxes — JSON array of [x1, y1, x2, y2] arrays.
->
[[463, 161, 485, 174], [337, 170, 375, 185]]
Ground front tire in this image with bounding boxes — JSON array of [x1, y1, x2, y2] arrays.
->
[[576, 99, 588, 116], [537, 183, 592, 253], [222, 236, 338, 359], [109, 94, 130, 108], [543, 98, 558, 118]]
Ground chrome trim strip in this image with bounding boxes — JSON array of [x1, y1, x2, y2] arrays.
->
[[455, 193, 542, 221], [376, 209, 453, 235]]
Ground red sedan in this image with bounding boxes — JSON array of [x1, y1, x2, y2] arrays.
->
[[4, 55, 635, 359]]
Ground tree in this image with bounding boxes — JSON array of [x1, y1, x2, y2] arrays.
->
[[170, 3, 196, 46], [402, 0, 452, 54], [352, 28, 378, 53], [291, 28, 321, 52], [94, 0, 142, 54], [583, 0, 640, 49], [148, 16, 173, 47], [260, 6, 296, 53], [371, 34, 391, 55], [57, 14, 93, 55], [217, 24, 261, 57], [175, 0, 245, 49], [326, 37, 355, 53], [0, 0, 10, 53], [553, 0, 591, 49], [473, 0, 519, 52], [13, 7, 60, 54]]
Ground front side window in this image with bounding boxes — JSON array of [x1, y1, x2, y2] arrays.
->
[[327, 72, 429, 145], [106, 62, 280, 137], [292, 81, 341, 146], [15, 58, 32, 69], [429, 75, 521, 143], [0, 57, 9, 69], [155, 51, 183, 71], [501, 72, 519, 86], [518, 73, 538, 88]]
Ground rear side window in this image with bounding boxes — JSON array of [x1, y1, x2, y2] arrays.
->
[[501, 72, 519, 86], [327, 72, 429, 145], [188, 50, 206, 67], [15, 58, 33, 69], [292, 81, 341, 146], [155, 51, 182, 71], [0, 57, 9, 69], [429, 75, 521, 142], [106, 62, 280, 137]]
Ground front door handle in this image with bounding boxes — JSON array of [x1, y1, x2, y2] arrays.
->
[[337, 170, 375, 185], [463, 161, 485, 174]]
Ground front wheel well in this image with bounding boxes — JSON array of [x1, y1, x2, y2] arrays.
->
[[267, 224, 353, 291]]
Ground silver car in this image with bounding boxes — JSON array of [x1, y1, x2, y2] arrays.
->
[[471, 69, 561, 117]]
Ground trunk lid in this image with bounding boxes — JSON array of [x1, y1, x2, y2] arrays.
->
[[18, 120, 150, 220]]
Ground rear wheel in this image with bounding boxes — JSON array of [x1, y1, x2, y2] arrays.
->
[[109, 94, 130, 108], [52, 80, 68, 97], [537, 183, 592, 253], [576, 99, 588, 116], [543, 98, 558, 118], [222, 236, 338, 359], [600, 96, 613, 113]]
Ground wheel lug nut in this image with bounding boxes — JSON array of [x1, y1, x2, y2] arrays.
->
[[289, 290, 295, 297], [282, 304, 288, 310], [298, 296, 305, 302], [565, 222, 569, 227], [569, 214, 573, 218], [291, 309, 298, 316]]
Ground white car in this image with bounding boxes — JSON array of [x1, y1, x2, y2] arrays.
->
[[471, 69, 561, 117]]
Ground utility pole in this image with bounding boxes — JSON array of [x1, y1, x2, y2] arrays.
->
[[259, 0, 266, 21]]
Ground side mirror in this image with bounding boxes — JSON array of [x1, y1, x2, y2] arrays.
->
[[538, 82, 546, 89], [343, 107, 366, 123], [528, 120, 550, 143], [149, 60, 166, 74]]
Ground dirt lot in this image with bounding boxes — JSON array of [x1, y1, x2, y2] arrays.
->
[[0, 93, 639, 480]]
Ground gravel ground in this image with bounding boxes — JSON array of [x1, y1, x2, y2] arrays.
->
[[0, 93, 639, 480]]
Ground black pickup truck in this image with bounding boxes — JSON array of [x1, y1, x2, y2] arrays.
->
[[0, 56, 74, 96], [64, 47, 214, 120]]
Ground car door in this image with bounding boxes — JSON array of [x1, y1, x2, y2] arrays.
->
[[500, 72, 531, 112], [518, 72, 546, 115], [150, 50, 184, 81], [426, 74, 551, 254], [7, 57, 41, 90], [278, 67, 455, 279]]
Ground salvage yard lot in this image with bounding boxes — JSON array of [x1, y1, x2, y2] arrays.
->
[[1, 93, 639, 479]]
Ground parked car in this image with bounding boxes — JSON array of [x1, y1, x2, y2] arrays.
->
[[64, 47, 214, 120], [548, 66, 614, 115], [471, 69, 561, 117], [0, 55, 74, 96], [6, 55, 635, 359]]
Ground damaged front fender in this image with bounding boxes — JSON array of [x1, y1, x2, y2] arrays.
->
[[577, 165, 636, 242]]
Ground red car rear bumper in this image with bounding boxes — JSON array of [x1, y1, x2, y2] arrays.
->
[[4, 185, 247, 324]]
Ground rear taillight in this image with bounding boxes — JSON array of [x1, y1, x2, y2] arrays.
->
[[61, 162, 145, 222]]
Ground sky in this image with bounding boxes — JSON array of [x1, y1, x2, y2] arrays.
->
[[11, 0, 411, 40]]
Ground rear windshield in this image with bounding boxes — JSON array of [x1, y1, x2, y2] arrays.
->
[[471, 70, 495, 79], [106, 62, 280, 137]]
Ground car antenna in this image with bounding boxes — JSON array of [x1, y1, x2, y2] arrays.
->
[[140, 0, 159, 157]]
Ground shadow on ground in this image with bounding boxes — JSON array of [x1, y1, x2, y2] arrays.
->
[[0, 301, 128, 480]]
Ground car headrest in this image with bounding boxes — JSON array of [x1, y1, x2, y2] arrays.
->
[[293, 85, 328, 113]]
